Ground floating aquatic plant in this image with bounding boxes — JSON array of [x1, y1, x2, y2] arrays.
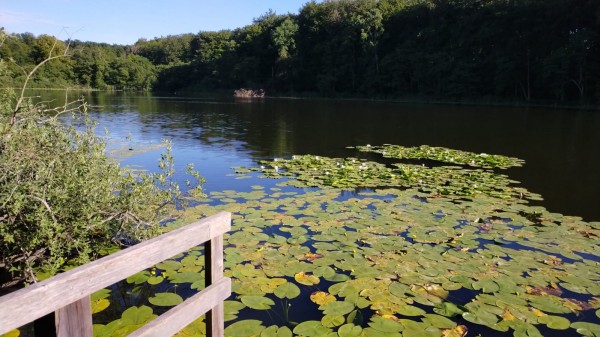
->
[[89, 145, 599, 337]]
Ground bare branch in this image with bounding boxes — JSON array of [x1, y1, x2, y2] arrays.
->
[[27, 195, 58, 223]]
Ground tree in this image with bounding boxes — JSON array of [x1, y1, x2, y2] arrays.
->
[[0, 35, 203, 284]]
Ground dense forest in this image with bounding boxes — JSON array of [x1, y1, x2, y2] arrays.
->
[[1, 0, 599, 105]]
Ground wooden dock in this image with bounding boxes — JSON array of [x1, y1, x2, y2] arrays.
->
[[0, 212, 231, 337]]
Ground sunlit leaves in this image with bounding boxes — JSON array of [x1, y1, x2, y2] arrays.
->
[[97, 145, 600, 336], [274, 282, 301, 299], [260, 325, 293, 337], [224, 320, 266, 337], [240, 295, 275, 310], [294, 272, 320, 286], [311, 291, 337, 306], [293, 320, 333, 337], [148, 292, 183, 307], [354, 144, 524, 169], [91, 288, 111, 314]]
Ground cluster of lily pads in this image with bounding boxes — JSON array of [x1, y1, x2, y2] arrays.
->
[[85, 145, 599, 337], [234, 153, 539, 201], [353, 145, 525, 169]]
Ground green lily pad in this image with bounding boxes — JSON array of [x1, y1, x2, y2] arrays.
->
[[321, 314, 345, 328], [148, 292, 183, 307], [537, 315, 570, 330], [422, 314, 457, 329], [147, 276, 164, 285], [433, 302, 464, 317], [121, 305, 157, 325], [91, 288, 111, 301], [225, 319, 266, 337], [261, 325, 293, 337], [240, 295, 275, 310], [321, 301, 355, 316], [274, 282, 301, 299], [462, 311, 498, 327], [126, 271, 150, 285], [571, 322, 600, 337], [338, 324, 363, 337], [168, 271, 203, 284], [293, 320, 333, 337], [368, 316, 403, 333]]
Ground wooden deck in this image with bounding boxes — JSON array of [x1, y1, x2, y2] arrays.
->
[[0, 212, 231, 337]]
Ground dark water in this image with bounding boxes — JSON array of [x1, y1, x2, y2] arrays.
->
[[51, 91, 599, 222], [23, 90, 599, 336]]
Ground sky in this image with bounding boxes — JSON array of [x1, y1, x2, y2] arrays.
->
[[0, 0, 314, 45]]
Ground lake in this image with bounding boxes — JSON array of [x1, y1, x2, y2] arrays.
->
[[69, 91, 600, 222], [36, 91, 600, 337]]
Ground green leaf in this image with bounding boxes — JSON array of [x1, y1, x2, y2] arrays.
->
[[422, 314, 457, 329], [321, 314, 345, 328], [571, 322, 600, 337], [338, 324, 363, 337], [462, 311, 498, 327], [293, 321, 332, 337], [536, 315, 570, 330], [261, 325, 293, 337], [147, 276, 164, 285], [148, 292, 183, 307], [472, 279, 500, 293], [368, 316, 403, 333], [225, 320, 266, 337], [121, 305, 157, 325], [240, 295, 275, 310], [126, 271, 150, 285], [274, 282, 301, 299], [321, 301, 355, 316], [397, 304, 426, 316], [433, 302, 464, 317]]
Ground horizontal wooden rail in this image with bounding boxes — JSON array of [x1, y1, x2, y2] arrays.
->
[[0, 211, 231, 336], [129, 277, 231, 337]]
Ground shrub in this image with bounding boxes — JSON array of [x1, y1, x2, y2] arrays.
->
[[0, 44, 203, 285]]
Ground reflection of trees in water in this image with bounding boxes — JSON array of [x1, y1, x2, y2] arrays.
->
[[40, 90, 600, 220]]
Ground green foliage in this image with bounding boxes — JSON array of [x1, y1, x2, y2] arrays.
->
[[0, 51, 204, 282], [4, 1, 599, 103]]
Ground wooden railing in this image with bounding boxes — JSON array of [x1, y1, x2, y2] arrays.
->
[[0, 212, 231, 337]]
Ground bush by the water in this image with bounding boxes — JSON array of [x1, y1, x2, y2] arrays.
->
[[0, 58, 203, 285]]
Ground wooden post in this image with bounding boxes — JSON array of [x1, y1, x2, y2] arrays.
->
[[0, 212, 231, 337], [55, 296, 93, 337], [205, 235, 225, 337]]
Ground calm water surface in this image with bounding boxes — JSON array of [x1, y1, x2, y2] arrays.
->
[[27, 91, 600, 336], [56, 91, 599, 222]]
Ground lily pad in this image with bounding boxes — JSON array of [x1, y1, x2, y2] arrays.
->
[[148, 292, 183, 307], [261, 325, 293, 337], [295, 322, 335, 337], [121, 305, 157, 325], [310, 291, 337, 306], [321, 314, 345, 328], [571, 322, 600, 337], [240, 295, 275, 310], [537, 315, 570, 330], [321, 301, 355, 316], [225, 320, 266, 337], [295, 272, 320, 286], [274, 282, 301, 299]]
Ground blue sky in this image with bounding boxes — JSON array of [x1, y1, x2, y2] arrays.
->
[[0, 0, 314, 45]]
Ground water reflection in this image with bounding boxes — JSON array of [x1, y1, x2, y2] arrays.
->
[[36, 90, 600, 221]]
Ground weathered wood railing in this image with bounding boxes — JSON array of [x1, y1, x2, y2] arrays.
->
[[0, 212, 231, 337]]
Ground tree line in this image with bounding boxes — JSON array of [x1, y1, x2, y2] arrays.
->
[[1, 0, 599, 105]]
